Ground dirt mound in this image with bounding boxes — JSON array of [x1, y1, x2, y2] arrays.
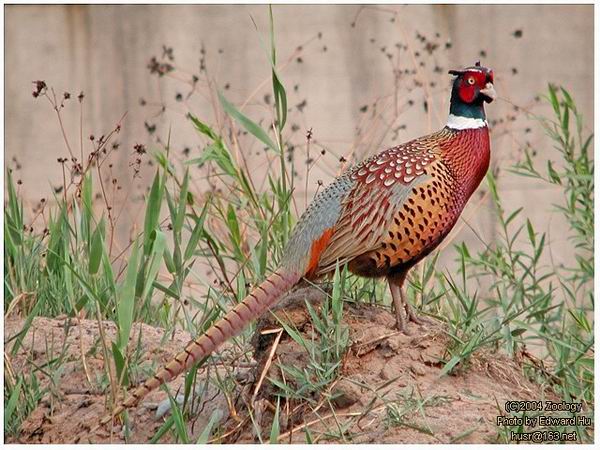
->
[[4, 289, 552, 444], [4, 316, 229, 443], [248, 287, 550, 443]]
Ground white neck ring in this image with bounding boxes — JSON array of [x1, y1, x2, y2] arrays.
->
[[446, 114, 488, 130]]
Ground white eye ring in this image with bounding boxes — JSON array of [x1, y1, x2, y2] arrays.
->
[[467, 77, 476, 85]]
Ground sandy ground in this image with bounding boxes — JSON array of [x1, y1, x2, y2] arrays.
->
[[5, 288, 556, 444]]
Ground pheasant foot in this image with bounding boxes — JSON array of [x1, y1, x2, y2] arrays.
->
[[388, 277, 432, 334], [401, 290, 433, 327]]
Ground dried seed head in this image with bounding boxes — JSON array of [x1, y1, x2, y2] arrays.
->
[[32, 80, 47, 98]]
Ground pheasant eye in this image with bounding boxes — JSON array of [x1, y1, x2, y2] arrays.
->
[[466, 77, 476, 85]]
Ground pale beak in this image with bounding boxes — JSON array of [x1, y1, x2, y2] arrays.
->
[[480, 82, 496, 103]]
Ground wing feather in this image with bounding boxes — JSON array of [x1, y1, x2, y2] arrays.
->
[[315, 135, 444, 275]]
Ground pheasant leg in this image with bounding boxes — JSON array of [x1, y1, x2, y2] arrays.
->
[[400, 287, 428, 325], [388, 281, 408, 334], [388, 273, 432, 334]]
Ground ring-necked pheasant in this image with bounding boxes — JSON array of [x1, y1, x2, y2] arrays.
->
[[97, 62, 495, 429]]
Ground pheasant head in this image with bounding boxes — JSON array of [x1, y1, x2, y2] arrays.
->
[[447, 62, 496, 129]]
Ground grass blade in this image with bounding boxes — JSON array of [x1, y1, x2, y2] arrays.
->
[[218, 91, 278, 152], [143, 170, 164, 255], [116, 238, 141, 350], [196, 409, 223, 444], [184, 200, 210, 262], [141, 230, 167, 300], [4, 377, 23, 429]]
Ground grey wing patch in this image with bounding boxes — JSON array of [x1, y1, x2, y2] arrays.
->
[[280, 173, 355, 275]]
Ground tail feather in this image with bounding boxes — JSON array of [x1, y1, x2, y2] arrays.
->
[[99, 269, 299, 427]]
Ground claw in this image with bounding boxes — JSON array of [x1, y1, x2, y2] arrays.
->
[[397, 319, 412, 335], [404, 301, 432, 326], [394, 308, 411, 335]]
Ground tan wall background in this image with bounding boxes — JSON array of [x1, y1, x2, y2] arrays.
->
[[5, 4, 594, 276]]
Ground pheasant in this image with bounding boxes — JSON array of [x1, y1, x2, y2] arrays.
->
[[96, 62, 495, 430]]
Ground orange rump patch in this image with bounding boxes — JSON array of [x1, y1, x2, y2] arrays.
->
[[305, 227, 334, 278]]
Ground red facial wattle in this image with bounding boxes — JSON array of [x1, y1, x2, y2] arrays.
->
[[457, 71, 489, 104], [458, 83, 477, 103]]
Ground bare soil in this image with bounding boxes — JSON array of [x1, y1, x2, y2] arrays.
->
[[4, 287, 555, 444]]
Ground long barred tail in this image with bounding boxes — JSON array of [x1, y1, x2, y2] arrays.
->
[[99, 270, 299, 427]]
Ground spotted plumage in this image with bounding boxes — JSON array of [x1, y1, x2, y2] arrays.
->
[[95, 62, 495, 432], [312, 123, 490, 278], [354, 142, 436, 186]]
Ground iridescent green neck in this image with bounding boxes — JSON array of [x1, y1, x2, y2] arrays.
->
[[449, 88, 486, 121]]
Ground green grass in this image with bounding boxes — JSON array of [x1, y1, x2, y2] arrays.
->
[[269, 266, 350, 403], [4, 8, 593, 444], [384, 387, 452, 436], [434, 85, 594, 443]]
